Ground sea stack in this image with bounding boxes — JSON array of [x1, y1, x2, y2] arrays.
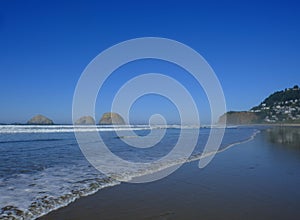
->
[[99, 112, 125, 125], [27, 114, 54, 125], [75, 116, 95, 125]]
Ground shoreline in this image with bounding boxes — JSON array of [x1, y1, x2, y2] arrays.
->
[[1, 123, 300, 126], [39, 128, 300, 220], [30, 127, 260, 219], [236, 123, 300, 127]]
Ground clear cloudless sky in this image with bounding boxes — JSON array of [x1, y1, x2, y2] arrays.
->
[[0, 0, 299, 124]]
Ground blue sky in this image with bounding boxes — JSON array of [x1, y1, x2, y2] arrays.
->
[[0, 0, 300, 124]]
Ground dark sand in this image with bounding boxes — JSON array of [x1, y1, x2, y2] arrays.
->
[[40, 128, 300, 220]]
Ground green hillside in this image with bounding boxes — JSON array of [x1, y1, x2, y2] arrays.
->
[[220, 85, 300, 124], [252, 85, 300, 110]]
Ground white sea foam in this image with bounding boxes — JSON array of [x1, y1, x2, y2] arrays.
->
[[0, 165, 120, 220], [0, 126, 259, 220], [0, 125, 203, 134], [0, 125, 148, 134]]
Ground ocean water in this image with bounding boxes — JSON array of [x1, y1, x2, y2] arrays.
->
[[0, 125, 259, 219]]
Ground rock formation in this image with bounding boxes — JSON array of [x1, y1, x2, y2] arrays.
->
[[99, 112, 125, 125], [27, 114, 54, 125], [219, 111, 260, 125], [75, 116, 95, 125]]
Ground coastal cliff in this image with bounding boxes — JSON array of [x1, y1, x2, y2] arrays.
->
[[219, 111, 260, 125]]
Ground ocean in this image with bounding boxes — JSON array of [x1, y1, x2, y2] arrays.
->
[[0, 125, 259, 219]]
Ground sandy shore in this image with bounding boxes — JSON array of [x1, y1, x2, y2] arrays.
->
[[40, 129, 300, 220]]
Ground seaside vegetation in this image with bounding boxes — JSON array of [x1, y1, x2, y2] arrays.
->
[[221, 85, 300, 124]]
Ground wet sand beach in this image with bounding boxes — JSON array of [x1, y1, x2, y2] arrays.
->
[[40, 127, 300, 220]]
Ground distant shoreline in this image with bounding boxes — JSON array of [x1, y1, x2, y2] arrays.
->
[[237, 123, 300, 127], [1, 123, 300, 127]]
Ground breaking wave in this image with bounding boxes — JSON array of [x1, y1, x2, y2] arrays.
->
[[0, 126, 259, 219]]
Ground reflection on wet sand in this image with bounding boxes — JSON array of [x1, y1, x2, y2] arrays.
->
[[266, 126, 300, 149]]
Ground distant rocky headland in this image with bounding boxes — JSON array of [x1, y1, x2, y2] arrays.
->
[[220, 85, 300, 125], [219, 111, 260, 124]]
